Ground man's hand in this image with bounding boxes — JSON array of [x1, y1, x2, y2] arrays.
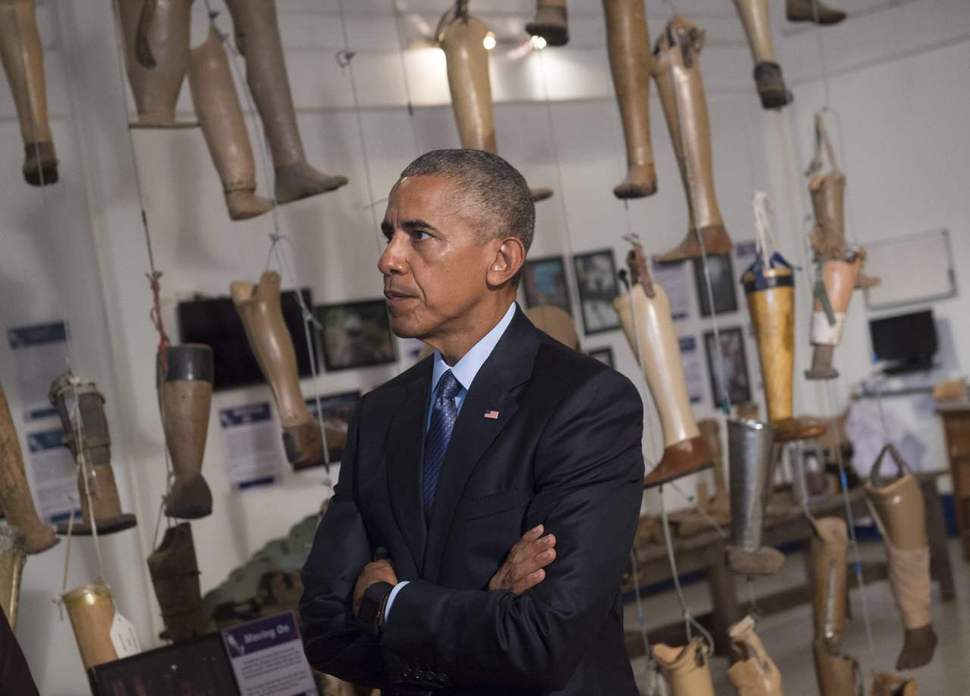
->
[[352, 560, 398, 616], [488, 524, 557, 595]]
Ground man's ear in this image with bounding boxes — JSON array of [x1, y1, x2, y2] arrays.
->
[[486, 237, 526, 287]]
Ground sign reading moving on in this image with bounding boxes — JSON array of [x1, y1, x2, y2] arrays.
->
[[221, 612, 316, 696]]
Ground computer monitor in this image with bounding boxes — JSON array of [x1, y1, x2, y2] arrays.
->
[[868, 309, 937, 373]]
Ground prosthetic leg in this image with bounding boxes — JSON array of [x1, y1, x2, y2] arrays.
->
[[0, 0, 58, 185], [805, 248, 863, 380], [438, 10, 552, 202], [524, 305, 580, 351], [188, 28, 273, 221], [653, 637, 716, 696], [732, 0, 792, 110], [117, 0, 195, 128], [49, 374, 137, 535], [698, 418, 731, 523], [148, 522, 207, 642], [870, 673, 917, 696], [603, 0, 657, 199], [0, 384, 58, 553], [865, 445, 937, 670], [651, 17, 732, 262], [727, 418, 784, 575], [224, 0, 348, 204], [614, 241, 711, 488], [159, 344, 214, 519], [727, 615, 784, 696], [62, 581, 120, 669], [526, 0, 569, 47], [0, 526, 25, 627], [807, 114, 847, 261], [230, 272, 323, 470], [786, 0, 846, 25]]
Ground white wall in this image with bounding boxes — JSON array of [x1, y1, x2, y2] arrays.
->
[[0, 1, 967, 693]]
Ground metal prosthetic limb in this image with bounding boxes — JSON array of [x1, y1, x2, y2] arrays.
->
[[62, 581, 121, 669], [159, 345, 214, 519], [188, 28, 273, 221], [0, 384, 58, 553], [147, 522, 208, 642], [651, 17, 732, 263], [224, 0, 348, 204], [0, 0, 58, 184], [524, 305, 580, 351], [805, 249, 863, 380], [526, 0, 569, 47], [49, 374, 137, 536], [727, 615, 784, 696], [602, 0, 657, 199], [653, 637, 716, 696], [116, 0, 195, 129], [732, 0, 792, 109], [230, 271, 323, 470], [786, 0, 846, 25], [0, 526, 26, 627]]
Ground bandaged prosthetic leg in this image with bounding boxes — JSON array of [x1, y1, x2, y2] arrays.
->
[[870, 673, 917, 696], [0, 0, 58, 184], [728, 615, 784, 696], [614, 240, 711, 488], [865, 445, 937, 670], [0, 384, 58, 553], [188, 28, 273, 221], [653, 637, 715, 696], [733, 0, 792, 110], [49, 373, 137, 535], [805, 248, 863, 380], [651, 17, 732, 262], [117, 0, 195, 128], [62, 581, 122, 669], [159, 345, 214, 519], [0, 526, 26, 627], [526, 0, 569, 47], [786, 0, 846, 25], [603, 0, 657, 199], [148, 522, 207, 641], [231, 272, 323, 470], [225, 0, 348, 204], [438, 8, 552, 202], [727, 418, 784, 575]]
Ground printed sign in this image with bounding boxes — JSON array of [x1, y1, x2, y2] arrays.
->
[[219, 403, 282, 487], [222, 612, 316, 696], [26, 427, 79, 523], [8, 321, 68, 421]]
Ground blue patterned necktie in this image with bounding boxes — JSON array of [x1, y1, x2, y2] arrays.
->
[[423, 370, 462, 520]]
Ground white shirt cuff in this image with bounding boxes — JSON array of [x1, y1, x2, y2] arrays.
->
[[383, 580, 409, 621]]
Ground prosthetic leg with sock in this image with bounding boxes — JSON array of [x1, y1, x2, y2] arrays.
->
[[231, 272, 323, 470], [733, 0, 792, 110], [786, 0, 846, 25], [188, 28, 273, 221], [148, 522, 207, 641], [651, 17, 732, 263], [0, 384, 58, 553], [0, 0, 58, 184], [438, 9, 552, 202], [526, 0, 569, 47], [225, 0, 348, 204], [865, 445, 937, 670], [602, 0, 657, 199], [0, 526, 26, 627], [653, 637, 716, 696], [727, 615, 784, 696]]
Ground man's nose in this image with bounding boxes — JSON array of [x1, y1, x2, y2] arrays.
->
[[378, 232, 407, 276]]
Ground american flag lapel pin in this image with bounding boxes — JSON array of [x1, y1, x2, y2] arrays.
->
[[484, 410, 500, 420]]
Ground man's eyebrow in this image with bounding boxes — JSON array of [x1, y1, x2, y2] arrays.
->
[[400, 218, 438, 233], [380, 220, 393, 236]]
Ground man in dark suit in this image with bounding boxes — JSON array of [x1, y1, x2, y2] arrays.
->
[[300, 150, 644, 694]]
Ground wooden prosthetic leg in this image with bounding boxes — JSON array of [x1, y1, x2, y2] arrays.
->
[[0, 526, 26, 627], [806, 249, 863, 380], [870, 673, 917, 696], [651, 17, 732, 263], [786, 0, 846, 24], [526, 0, 569, 47], [0, 0, 58, 185], [727, 615, 784, 696], [733, 0, 792, 109], [653, 637, 716, 696], [62, 581, 121, 669], [148, 522, 207, 642], [524, 305, 579, 351]]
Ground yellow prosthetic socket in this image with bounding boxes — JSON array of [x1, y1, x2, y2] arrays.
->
[[524, 305, 580, 351], [526, 0, 569, 47], [63, 581, 124, 669], [0, 526, 26, 627], [728, 615, 784, 696], [732, 0, 792, 109], [806, 249, 863, 380], [653, 637, 716, 696]]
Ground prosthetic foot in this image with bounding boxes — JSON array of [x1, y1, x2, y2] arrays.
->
[[614, 242, 711, 488], [225, 0, 348, 204], [651, 17, 732, 262], [812, 640, 862, 696], [159, 345, 214, 519], [148, 522, 208, 642], [653, 637, 715, 696], [871, 673, 917, 696], [231, 272, 323, 470], [806, 248, 863, 380], [603, 0, 657, 199], [786, 0, 846, 25], [62, 581, 121, 669], [526, 0, 569, 47], [727, 615, 784, 696], [188, 28, 273, 221], [49, 374, 137, 536], [117, 0, 196, 128], [0, 526, 26, 627], [733, 0, 792, 109], [0, 0, 58, 185], [524, 305, 580, 351], [865, 445, 937, 670]]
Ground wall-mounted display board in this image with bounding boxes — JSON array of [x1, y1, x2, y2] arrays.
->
[[864, 228, 956, 311]]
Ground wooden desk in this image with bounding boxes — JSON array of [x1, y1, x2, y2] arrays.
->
[[938, 404, 970, 560]]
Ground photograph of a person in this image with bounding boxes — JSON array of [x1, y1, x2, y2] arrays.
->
[[572, 249, 621, 334], [315, 300, 396, 371], [693, 253, 738, 317], [305, 391, 361, 464], [704, 326, 752, 406], [522, 255, 572, 315]]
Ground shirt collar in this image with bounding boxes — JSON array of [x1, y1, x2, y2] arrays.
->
[[431, 302, 517, 394]]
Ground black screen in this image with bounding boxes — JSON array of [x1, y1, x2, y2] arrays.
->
[[869, 310, 937, 367]]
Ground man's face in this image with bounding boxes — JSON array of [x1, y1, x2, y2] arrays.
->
[[379, 175, 497, 341]]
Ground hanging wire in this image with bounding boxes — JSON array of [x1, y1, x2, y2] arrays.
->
[[389, 0, 422, 156], [629, 549, 663, 696]]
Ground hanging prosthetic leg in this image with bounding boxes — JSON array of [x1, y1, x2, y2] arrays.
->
[[870, 673, 917, 696], [614, 239, 711, 488], [524, 305, 580, 351], [49, 374, 137, 535], [865, 445, 937, 670], [225, 0, 348, 204], [653, 637, 716, 696], [62, 581, 122, 669], [0, 0, 58, 184], [0, 526, 26, 627], [188, 28, 273, 221], [602, 0, 657, 199], [786, 0, 846, 25], [159, 345, 214, 519], [727, 615, 784, 696], [438, 8, 552, 202], [0, 384, 58, 553], [805, 249, 863, 380], [733, 0, 792, 110], [698, 418, 731, 523], [231, 272, 323, 470], [651, 17, 733, 263], [526, 0, 569, 47], [148, 522, 208, 641]]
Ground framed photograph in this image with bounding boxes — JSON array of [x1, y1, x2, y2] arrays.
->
[[315, 300, 396, 371], [588, 347, 614, 369], [522, 255, 571, 315], [692, 254, 738, 317], [306, 391, 361, 464], [703, 327, 751, 407], [572, 249, 621, 335]]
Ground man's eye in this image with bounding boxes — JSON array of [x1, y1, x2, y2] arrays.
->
[[412, 230, 430, 241]]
